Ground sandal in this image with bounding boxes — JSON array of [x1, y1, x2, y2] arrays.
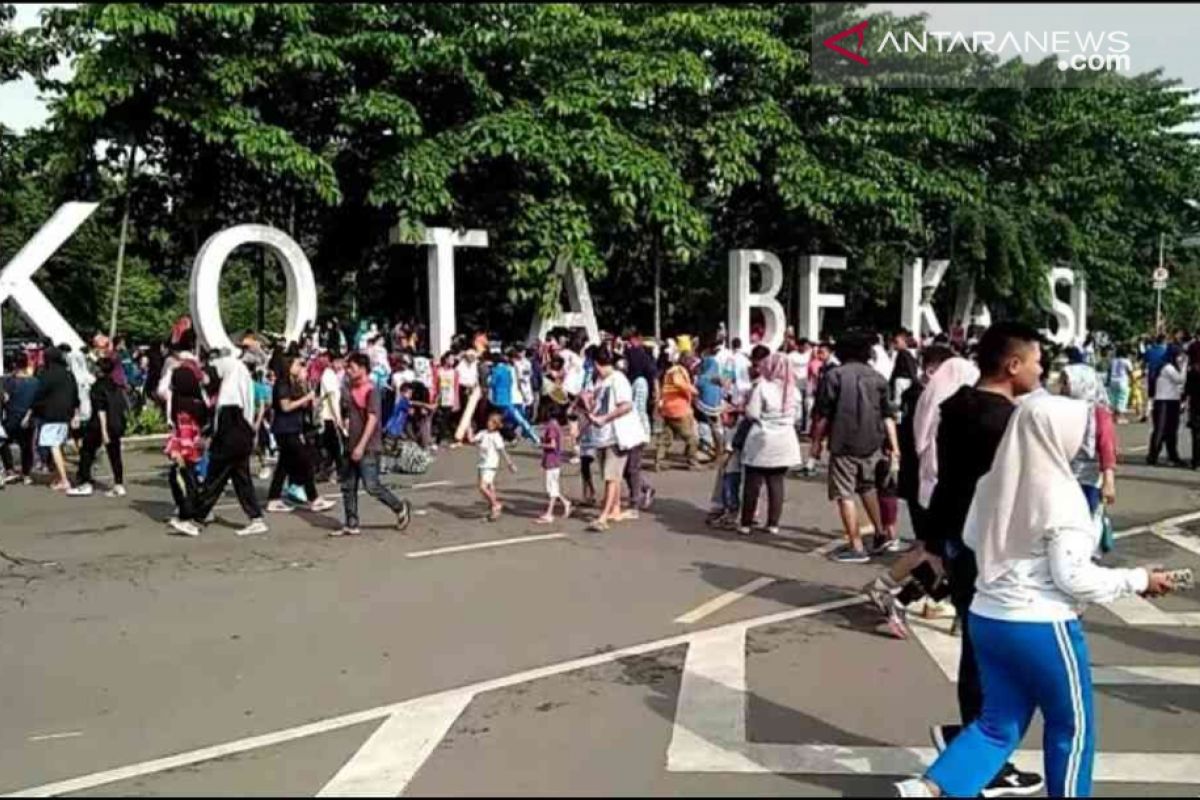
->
[[587, 519, 610, 532], [534, 514, 555, 525]]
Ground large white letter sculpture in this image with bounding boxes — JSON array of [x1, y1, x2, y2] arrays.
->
[[528, 255, 601, 347], [797, 255, 846, 343], [728, 250, 787, 352], [900, 259, 949, 337], [951, 277, 993, 331], [1043, 267, 1088, 346], [0, 202, 92, 352], [191, 225, 318, 353], [391, 227, 489, 357]]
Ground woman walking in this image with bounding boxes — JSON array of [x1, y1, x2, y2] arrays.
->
[[266, 355, 335, 514], [894, 394, 1177, 798], [737, 353, 802, 535], [1147, 345, 1186, 467]]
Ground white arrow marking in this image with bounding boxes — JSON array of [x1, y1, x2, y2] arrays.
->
[[317, 691, 473, 797]]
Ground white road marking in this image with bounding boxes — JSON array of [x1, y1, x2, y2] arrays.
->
[[405, 533, 568, 559], [3, 595, 865, 798], [316, 691, 473, 797], [674, 577, 778, 624], [1127, 445, 1149, 453], [410, 480, 453, 490], [26, 732, 82, 742], [667, 614, 1200, 783]]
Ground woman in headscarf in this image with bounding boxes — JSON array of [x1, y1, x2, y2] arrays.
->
[[1059, 362, 1118, 513], [737, 352, 801, 535], [620, 348, 656, 513], [895, 394, 1176, 799]]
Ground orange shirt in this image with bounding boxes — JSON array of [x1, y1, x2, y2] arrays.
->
[[660, 365, 697, 419]]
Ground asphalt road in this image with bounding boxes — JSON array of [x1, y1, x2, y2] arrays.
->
[[1, 422, 1199, 796]]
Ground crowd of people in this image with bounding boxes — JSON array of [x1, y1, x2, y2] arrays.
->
[[2, 313, 1197, 797]]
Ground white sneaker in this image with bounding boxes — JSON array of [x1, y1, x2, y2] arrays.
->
[[66, 483, 94, 497], [106, 485, 127, 498], [329, 527, 361, 537], [236, 519, 269, 536], [266, 500, 294, 513], [894, 778, 935, 797], [168, 518, 201, 537], [308, 497, 336, 513]]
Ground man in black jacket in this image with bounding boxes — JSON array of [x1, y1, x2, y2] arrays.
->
[[67, 357, 128, 498], [925, 321, 1045, 798], [28, 345, 79, 491]]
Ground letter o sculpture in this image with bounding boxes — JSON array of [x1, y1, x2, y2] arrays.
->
[[190, 225, 318, 354]]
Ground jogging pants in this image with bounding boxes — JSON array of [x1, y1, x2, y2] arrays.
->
[[76, 429, 123, 486], [925, 614, 1094, 799], [268, 432, 318, 502]]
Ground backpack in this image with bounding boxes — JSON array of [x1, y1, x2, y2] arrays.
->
[[393, 440, 430, 474]]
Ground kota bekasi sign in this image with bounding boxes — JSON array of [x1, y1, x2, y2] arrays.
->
[[0, 203, 1088, 360]]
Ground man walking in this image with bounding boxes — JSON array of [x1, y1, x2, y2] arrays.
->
[[810, 332, 899, 563], [336, 353, 412, 536], [924, 321, 1046, 798]]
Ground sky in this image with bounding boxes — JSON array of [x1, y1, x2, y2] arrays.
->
[[2, 3, 1199, 132]]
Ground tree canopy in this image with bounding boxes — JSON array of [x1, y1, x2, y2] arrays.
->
[[2, 3, 1199, 344]]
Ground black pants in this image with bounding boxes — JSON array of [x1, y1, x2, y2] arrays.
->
[[76, 428, 124, 485], [1, 423, 34, 475], [740, 466, 786, 528], [1149, 399, 1182, 464], [320, 421, 345, 478], [1191, 421, 1200, 469], [947, 544, 983, 725], [434, 407, 456, 443], [268, 431, 318, 502], [195, 452, 262, 521], [169, 462, 201, 520]]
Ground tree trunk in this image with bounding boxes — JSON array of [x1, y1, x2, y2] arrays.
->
[[108, 140, 138, 339]]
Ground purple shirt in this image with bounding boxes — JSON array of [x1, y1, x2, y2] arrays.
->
[[541, 419, 563, 470]]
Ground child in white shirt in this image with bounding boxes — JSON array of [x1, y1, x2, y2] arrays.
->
[[474, 411, 516, 521]]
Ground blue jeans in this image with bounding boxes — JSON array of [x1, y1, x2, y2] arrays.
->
[[925, 613, 1095, 798], [340, 453, 406, 528], [721, 470, 742, 513], [496, 404, 540, 444]]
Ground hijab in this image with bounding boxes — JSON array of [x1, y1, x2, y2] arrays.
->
[[1062, 363, 1104, 406], [913, 357, 981, 508], [756, 352, 796, 415], [964, 393, 1092, 584]]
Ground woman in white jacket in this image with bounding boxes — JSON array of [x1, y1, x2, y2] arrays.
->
[[738, 353, 802, 535], [896, 393, 1176, 798]]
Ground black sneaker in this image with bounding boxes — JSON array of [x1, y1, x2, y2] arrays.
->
[[982, 764, 1045, 798]]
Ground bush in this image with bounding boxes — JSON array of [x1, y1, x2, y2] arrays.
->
[[126, 403, 169, 436]]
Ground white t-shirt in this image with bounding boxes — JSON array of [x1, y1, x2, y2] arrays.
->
[[871, 343, 894, 380], [561, 350, 585, 396], [474, 430, 505, 470], [514, 359, 533, 406], [456, 360, 479, 390], [391, 369, 416, 394], [319, 368, 342, 423], [591, 370, 645, 450], [788, 350, 812, 388], [730, 351, 752, 405], [1156, 363, 1186, 401]]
